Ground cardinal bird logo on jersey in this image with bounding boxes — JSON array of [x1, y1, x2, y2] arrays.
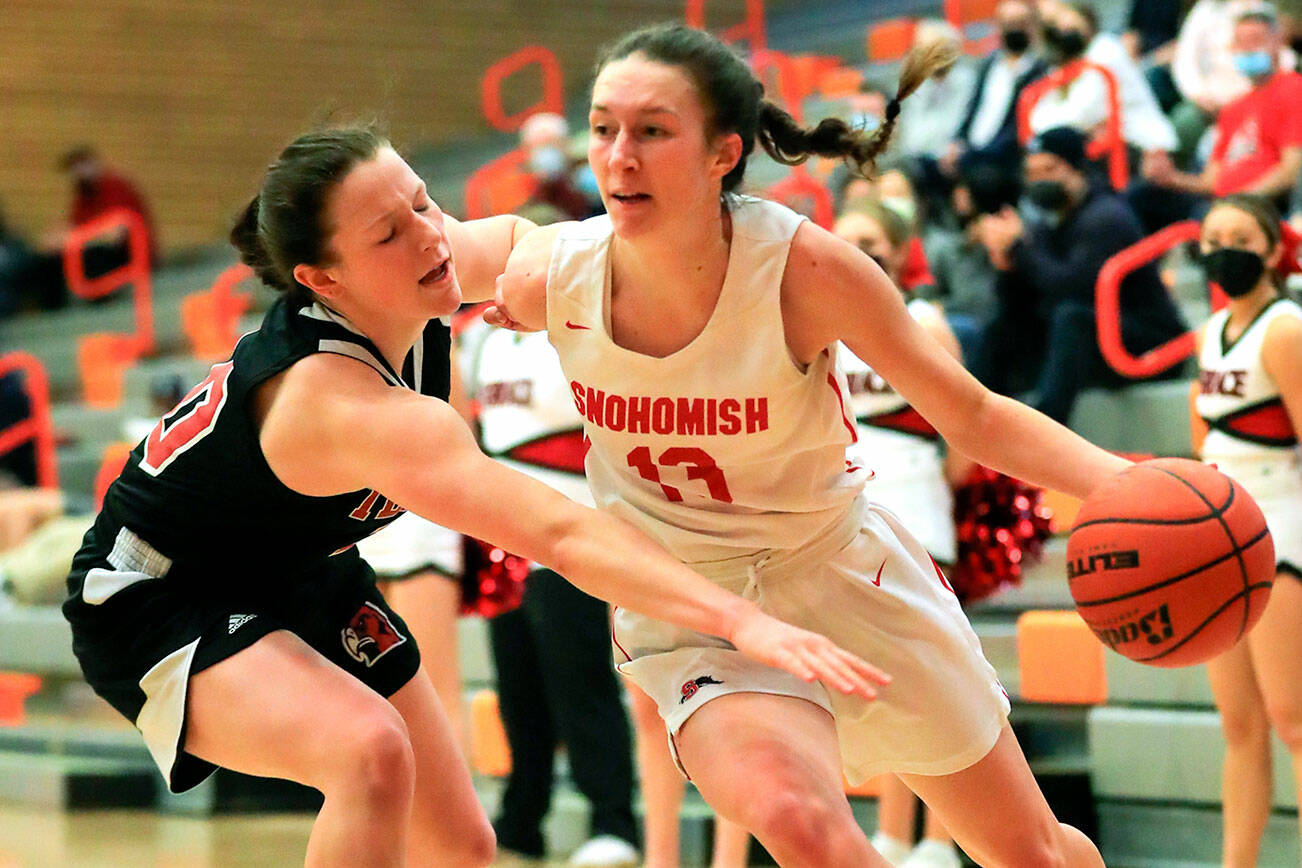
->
[[680, 675, 724, 703], [341, 602, 407, 667]]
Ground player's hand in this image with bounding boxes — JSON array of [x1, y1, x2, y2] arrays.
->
[[482, 274, 541, 332], [728, 607, 890, 700]]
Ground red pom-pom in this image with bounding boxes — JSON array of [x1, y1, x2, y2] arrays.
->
[[459, 537, 530, 617], [950, 466, 1054, 604]]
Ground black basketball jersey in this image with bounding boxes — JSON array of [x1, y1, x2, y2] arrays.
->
[[99, 295, 451, 577]]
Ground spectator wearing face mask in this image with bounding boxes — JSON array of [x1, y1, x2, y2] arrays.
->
[[1029, 1, 1179, 159], [917, 166, 1010, 362], [972, 127, 1187, 424], [520, 112, 603, 221], [1143, 3, 1302, 213], [939, 0, 1049, 190]]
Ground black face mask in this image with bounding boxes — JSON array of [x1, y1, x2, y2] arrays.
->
[[1202, 248, 1267, 297], [1025, 180, 1071, 212], [1043, 25, 1087, 61], [1001, 28, 1031, 54]]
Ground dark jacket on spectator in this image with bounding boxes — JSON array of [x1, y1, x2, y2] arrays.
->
[[1006, 183, 1184, 339]]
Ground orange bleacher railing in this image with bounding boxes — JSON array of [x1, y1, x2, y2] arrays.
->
[[866, 17, 918, 63], [686, 0, 767, 52], [62, 207, 154, 352], [0, 353, 57, 490], [480, 46, 564, 134], [63, 207, 155, 408], [1017, 60, 1128, 191], [463, 149, 538, 220], [181, 263, 254, 362], [1095, 219, 1211, 379]]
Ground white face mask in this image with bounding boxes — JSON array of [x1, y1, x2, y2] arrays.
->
[[881, 196, 917, 225], [527, 146, 568, 181]]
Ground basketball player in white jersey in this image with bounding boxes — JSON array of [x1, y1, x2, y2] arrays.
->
[[1191, 194, 1302, 868], [835, 202, 966, 868], [489, 23, 1125, 867]]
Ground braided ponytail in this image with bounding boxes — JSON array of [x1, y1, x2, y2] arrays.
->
[[757, 35, 959, 178]]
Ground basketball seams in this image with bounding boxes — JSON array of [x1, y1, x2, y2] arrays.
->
[[1149, 465, 1252, 639], [1125, 581, 1273, 664], [1072, 524, 1272, 606]]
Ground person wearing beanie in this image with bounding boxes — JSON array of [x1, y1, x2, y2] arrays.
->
[[971, 127, 1187, 424]]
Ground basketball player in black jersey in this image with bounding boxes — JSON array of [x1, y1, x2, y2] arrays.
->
[[62, 128, 886, 867]]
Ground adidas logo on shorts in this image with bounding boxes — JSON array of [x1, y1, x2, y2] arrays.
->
[[228, 614, 256, 634]]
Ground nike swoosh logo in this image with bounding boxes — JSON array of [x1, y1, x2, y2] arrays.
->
[[565, 321, 591, 330], [873, 559, 886, 587]]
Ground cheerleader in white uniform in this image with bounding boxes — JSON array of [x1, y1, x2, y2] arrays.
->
[[491, 24, 1123, 867], [835, 202, 967, 868], [1191, 194, 1302, 868]]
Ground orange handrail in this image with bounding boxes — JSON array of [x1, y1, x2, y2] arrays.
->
[[1095, 220, 1213, 378], [479, 45, 564, 133], [686, 0, 767, 51], [1017, 60, 1128, 191], [0, 353, 58, 489], [463, 149, 538, 220], [62, 207, 155, 353]]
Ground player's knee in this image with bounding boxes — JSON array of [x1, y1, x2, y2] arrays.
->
[[750, 789, 848, 861], [1264, 702, 1302, 752], [1219, 703, 1271, 747], [1007, 822, 1071, 868], [332, 709, 416, 808], [438, 818, 496, 867]]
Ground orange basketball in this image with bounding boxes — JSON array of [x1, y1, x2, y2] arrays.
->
[[1067, 458, 1275, 667]]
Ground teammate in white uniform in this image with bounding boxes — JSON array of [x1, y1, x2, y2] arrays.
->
[[491, 24, 1125, 867], [1191, 194, 1302, 868], [835, 202, 966, 868], [468, 324, 641, 867]]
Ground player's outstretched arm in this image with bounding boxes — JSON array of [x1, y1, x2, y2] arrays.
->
[[442, 214, 537, 303], [782, 221, 1130, 501], [483, 222, 564, 332], [261, 354, 888, 700]]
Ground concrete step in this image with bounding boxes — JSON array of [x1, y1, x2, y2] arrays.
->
[[0, 750, 155, 810], [1088, 706, 1296, 810], [1098, 801, 1300, 867]]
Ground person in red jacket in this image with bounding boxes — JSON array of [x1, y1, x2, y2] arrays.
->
[[24, 146, 157, 310]]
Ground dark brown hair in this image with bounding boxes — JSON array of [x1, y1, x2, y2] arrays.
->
[[595, 23, 958, 191], [230, 127, 388, 305]]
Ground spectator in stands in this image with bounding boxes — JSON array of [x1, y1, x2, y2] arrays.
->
[[24, 146, 156, 309], [520, 113, 602, 221], [896, 20, 977, 162], [0, 204, 34, 318], [917, 167, 1003, 361], [1029, 1, 1179, 158], [1170, 0, 1261, 167], [1142, 3, 1302, 213], [1121, 0, 1186, 112], [972, 127, 1187, 423], [937, 0, 1048, 199]]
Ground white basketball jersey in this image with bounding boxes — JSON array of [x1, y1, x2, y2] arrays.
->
[[470, 326, 593, 507], [546, 196, 867, 562], [1196, 297, 1301, 463]]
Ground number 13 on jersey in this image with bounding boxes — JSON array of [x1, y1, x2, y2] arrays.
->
[[627, 446, 732, 503]]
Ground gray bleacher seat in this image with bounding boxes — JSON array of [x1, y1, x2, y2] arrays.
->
[[1068, 379, 1196, 457], [1089, 705, 1296, 809]]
